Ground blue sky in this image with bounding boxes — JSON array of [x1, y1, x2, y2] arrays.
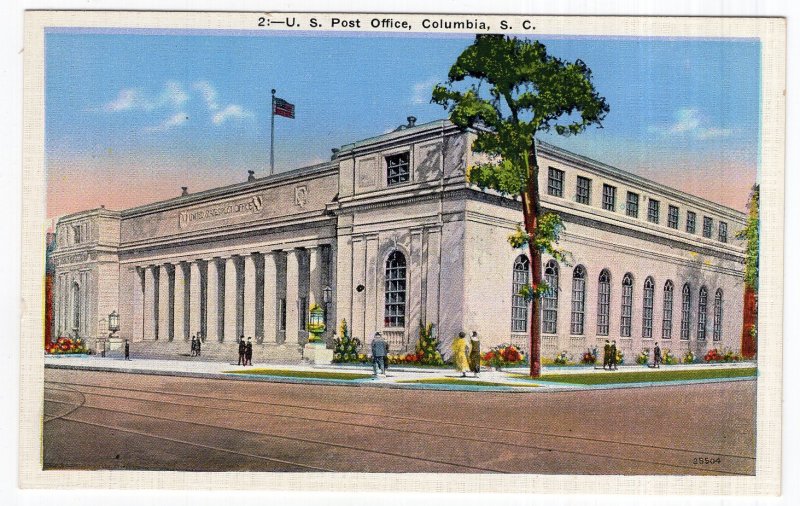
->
[[45, 30, 760, 217]]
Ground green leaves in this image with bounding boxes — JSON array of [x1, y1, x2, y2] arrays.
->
[[735, 184, 759, 291], [506, 214, 571, 264]]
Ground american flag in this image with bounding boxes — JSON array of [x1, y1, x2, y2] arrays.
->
[[273, 97, 295, 119]]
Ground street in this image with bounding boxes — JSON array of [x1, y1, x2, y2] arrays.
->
[[43, 368, 756, 475]]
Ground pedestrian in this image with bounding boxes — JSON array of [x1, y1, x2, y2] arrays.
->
[[190, 335, 197, 356], [237, 335, 246, 365], [468, 331, 481, 378], [124, 339, 130, 360], [383, 341, 390, 373], [371, 332, 388, 377], [653, 342, 662, 368], [610, 340, 618, 370], [195, 336, 201, 357], [245, 337, 253, 366], [603, 339, 611, 370], [451, 331, 470, 377]]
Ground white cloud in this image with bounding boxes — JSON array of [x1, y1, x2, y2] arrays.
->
[[103, 88, 143, 112], [411, 78, 440, 105], [159, 81, 189, 109], [212, 104, 254, 125], [102, 81, 187, 112], [648, 108, 733, 140], [192, 81, 219, 111], [145, 112, 188, 132]]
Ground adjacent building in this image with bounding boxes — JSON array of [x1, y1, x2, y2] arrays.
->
[[49, 117, 747, 362]]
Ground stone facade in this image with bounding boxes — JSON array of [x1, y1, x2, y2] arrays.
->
[[50, 119, 747, 362]]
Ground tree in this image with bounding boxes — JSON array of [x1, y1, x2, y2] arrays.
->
[[736, 184, 759, 357], [432, 35, 609, 377]]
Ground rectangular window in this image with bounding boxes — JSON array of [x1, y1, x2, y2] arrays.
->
[[626, 192, 639, 218], [647, 199, 660, 224], [386, 152, 410, 186], [686, 211, 697, 234], [602, 184, 616, 211], [278, 299, 287, 331], [547, 168, 564, 197], [575, 176, 591, 205], [703, 216, 713, 238], [719, 221, 728, 243], [668, 205, 679, 229]]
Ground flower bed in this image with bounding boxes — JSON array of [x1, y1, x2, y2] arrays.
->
[[703, 347, 742, 363], [481, 344, 526, 369], [636, 348, 650, 365], [662, 348, 678, 365], [46, 336, 88, 355]]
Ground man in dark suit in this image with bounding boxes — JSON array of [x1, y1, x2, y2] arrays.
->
[[245, 337, 253, 366], [653, 342, 662, 368], [371, 332, 388, 377], [238, 336, 246, 365], [603, 340, 611, 370]]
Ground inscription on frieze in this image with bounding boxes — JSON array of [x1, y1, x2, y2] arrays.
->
[[178, 195, 264, 229], [54, 251, 89, 266]]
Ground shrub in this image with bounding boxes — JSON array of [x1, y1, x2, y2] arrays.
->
[[682, 350, 696, 364], [662, 348, 677, 365], [704, 347, 742, 363], [553, 350, 571, 366], [615, 348, 624, 365], [636, 348, 650, 365], [482, 344, 526, 368], [581, 348, 598, 365], [332, 319, 363, 363], [414, 321, 445, 366]]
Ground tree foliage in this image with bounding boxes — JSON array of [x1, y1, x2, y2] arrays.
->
[[736, 184, 759, 291]]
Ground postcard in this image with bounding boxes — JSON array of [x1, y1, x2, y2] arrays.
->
[[19, 11, 785, 496]]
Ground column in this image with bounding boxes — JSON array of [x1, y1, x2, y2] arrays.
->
[[174, 262, 186, 341], [263, 252, 278, 343], [206, 259, 220, 341], [243, 254, 257, 339], [351, 238, 366, 340], [189, 261, 202, 338], [285, 249, 301, 344], [158, 264, 171, 340], [224, 256, 238, 341], [132, 268, 144, 341], [308, 246, 324, 308], [365, 237, 379, 338], [425, 228, 441, 329], [144, 265, 157, 340]]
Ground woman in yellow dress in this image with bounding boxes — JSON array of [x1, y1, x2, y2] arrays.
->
[[451, 332, 470, 377]]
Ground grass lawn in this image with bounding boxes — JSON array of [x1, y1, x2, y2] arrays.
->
[[509, 367, 758, 385], [224, 368, 374, 380], [397, 378, 540, 388]]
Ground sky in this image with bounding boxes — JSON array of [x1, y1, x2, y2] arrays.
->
[[45, 29, 761, 219]]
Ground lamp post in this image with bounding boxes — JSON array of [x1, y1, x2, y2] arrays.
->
[[322, 285, 332, 329], [108, 310, 119, 337]]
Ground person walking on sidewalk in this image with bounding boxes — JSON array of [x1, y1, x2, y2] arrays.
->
[[124, 339, 130, 360], [603, 340, 611, 370], [468, 331, 482, 378], [371, 332, 388, 377], [452, 332, 470, 377], [195, 336, 201, 357], [237, 336, 246, 365], [245, 337, 253, 366], [190, 335, 197, 357], [653, 342, 662, 368], [610, 340, 618, 370]]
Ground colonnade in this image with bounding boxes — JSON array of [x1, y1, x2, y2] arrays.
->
[[134, 245, 331, 345]]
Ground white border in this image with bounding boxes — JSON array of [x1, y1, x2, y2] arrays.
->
[[4, 2, 796, 505]]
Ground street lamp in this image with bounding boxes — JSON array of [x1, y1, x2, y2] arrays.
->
[[322, 285, 332, 329], [108, 310, 119, 336]]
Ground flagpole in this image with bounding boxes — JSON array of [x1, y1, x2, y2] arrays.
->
[[270, 89, 276, 175]]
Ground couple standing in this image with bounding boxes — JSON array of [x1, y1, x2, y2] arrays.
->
[[452, 331, 481, 377]]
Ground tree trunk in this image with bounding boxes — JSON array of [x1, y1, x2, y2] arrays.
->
[[521, 144, 543, 378]]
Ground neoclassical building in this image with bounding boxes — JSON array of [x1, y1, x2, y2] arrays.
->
[[49, 117, 747, 362]]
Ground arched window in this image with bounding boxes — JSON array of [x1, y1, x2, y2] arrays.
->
[[384, 251, 406, 328], [662, 281, 674, 339], [642, 277, 655, 338], [571, 265, 586, 335], [681, 283, 691, 340], [597, 270, 611, 335], [713, 289, 723, 341], [542, 260, 559, 334], [511, 255, 530, 333], [620, 273, 633, 337], [697, 286, 708, 340]]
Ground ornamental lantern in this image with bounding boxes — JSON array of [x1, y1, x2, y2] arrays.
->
[[108, 310, 119, 333], [322, 285, 332, 305], [307, 304, 326, 343]]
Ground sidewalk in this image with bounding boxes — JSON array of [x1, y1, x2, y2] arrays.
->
[[44, 354, 757, 392]]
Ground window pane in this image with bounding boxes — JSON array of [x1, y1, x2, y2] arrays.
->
[[668, 205, 679, 229], [647, 200, 660, 224], [384, 251, 407, 327], [576, 176, 591, 205], [626, 192, 639, 218], [511, 255, 531, 333], [602, 184, 616, 211], [386, 153, 410, 186], [686, 211, 697, 234]]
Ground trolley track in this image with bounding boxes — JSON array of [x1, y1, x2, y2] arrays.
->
[[45, 379, 754, 475]]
